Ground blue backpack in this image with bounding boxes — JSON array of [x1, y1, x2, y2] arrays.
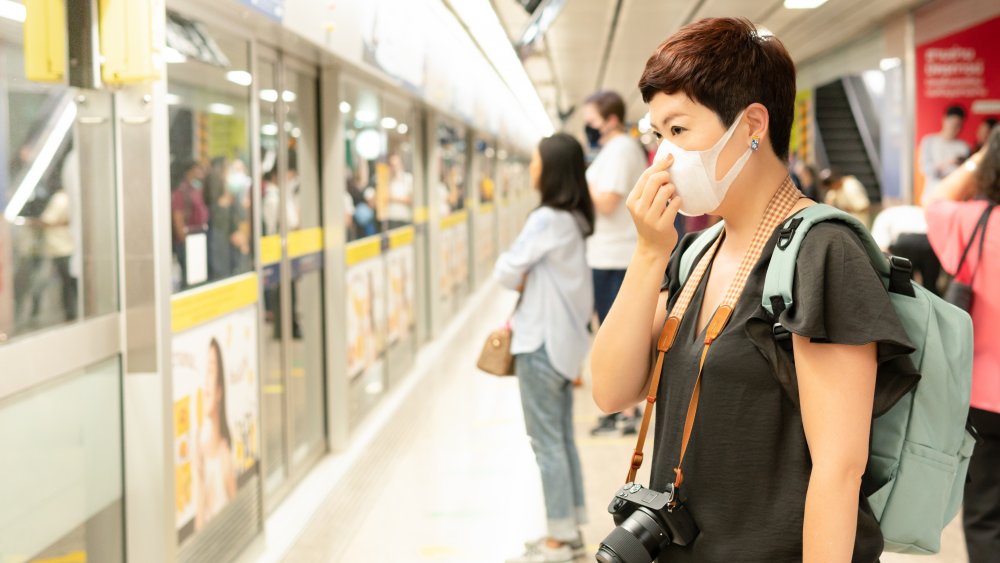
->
[[679, 204, 975, 554]]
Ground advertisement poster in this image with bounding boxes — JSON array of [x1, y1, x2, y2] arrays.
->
[[476, 211, 497, 278], [438, 220, 469, 300], [173, 307, 259, 545], [386, 245, 416, 344], [346, 258, 387, 377], [916, 14, 1000, 193]]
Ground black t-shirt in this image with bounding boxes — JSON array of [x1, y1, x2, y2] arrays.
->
[[650, 219, 920, 562]]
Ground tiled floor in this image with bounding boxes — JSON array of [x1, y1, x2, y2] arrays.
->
[[277, 284, 970, 562]]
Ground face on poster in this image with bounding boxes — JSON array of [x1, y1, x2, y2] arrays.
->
[[387, 245, 416, 344], [173, 306, 259, 544], [347, 258, 387, 377]]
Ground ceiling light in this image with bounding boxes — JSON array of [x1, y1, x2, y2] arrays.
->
[[519, 0, 566, 47], [282, 90, 297, 103], [261, 123, 279, 136], [880, 57, 902, 71], [355, 109, 376, 124], [397, 123, 409, 135], [381, 117, 398, 129], [0, 0, 26, 23], [207, 103, 235, 116], [449, 0, 554, 138], [225, 70, 252, 87], [259, 89, 279, 103], [339, 101, 352, 114], [165, 93, 183, 105], [356, 129, 382, 161], [291, 127, 301, 138], [783, 0, 828, 8], [163, 47, 187, 64]]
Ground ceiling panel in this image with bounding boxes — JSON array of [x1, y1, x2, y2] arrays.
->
[[491, 0, 926, 129]]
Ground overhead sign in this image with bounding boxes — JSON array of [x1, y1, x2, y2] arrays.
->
[[240, 0, 284, 21]]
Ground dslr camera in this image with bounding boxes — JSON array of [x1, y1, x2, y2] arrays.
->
[[595, 482, 698, 563]]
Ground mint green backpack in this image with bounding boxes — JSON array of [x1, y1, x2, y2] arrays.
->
[[679, 204, 976, 554]]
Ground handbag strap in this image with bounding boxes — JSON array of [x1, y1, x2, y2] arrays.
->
[[626, 178, 802, 488], [954, 204, 994, 282]]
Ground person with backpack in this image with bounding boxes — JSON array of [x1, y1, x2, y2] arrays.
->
[[495, 133, 595, 563], [924, 124, 1000, 562], [590, 18, 954, 561]]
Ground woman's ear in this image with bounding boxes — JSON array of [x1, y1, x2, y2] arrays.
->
[[745, 103, 770, 148]]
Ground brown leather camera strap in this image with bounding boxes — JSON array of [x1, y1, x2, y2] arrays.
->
[[626, 178, 801, 488]]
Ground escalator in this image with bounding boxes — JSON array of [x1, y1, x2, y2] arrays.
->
[[814, 78, 882, 202]]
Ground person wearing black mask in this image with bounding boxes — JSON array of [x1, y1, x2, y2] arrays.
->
[[581, 91, 647, 436]]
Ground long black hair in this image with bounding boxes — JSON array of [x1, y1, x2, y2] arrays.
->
[[208, 338, 233, 448], [537, 133, 595, 237], [977, 126, 1000, 204]]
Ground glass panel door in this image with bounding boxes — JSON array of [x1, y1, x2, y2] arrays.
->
[[283, 65, 325, 466], [258, 53, 325, 503], [257, 54, 287, 496]]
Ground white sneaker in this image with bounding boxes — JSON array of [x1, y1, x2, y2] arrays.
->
[[524, 533, 585, 556], [505, 541, 574, 563]]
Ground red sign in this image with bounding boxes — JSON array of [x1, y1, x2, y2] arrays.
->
[[916, 14, 1000, 149]]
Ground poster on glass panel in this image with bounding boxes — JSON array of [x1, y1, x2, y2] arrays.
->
[[172, 307, 259, 544]]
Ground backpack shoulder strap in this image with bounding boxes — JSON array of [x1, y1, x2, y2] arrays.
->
[[763, 204, 894, 317], [679, 221, 725, 288]]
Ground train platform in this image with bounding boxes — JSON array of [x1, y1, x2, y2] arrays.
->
[[234, 282, 971, 563]]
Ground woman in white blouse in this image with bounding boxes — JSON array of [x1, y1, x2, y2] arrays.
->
[[495, 133, 595, 563]]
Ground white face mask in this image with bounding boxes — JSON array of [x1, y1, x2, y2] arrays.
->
[[653, 111, 753, 216]]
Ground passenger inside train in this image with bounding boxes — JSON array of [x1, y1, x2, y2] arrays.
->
[[0, 1, 997, 562]]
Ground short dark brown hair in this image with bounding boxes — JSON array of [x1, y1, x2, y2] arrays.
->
[[638, 17, 796, 161], [585, 90, 626, 124]]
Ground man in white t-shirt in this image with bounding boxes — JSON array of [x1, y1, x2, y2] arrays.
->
[[582, 91, 648, 435], [920, 105, 971, 192]]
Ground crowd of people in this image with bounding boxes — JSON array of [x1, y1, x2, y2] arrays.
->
[[494, 16, 999, 563]]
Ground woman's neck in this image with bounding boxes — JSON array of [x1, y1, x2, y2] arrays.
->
[[717, 158, 792, 251]]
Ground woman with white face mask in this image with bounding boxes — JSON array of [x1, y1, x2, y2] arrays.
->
[[590, 18, 916, 562]]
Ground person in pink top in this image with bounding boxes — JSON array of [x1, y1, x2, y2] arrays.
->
[[924, 124, 1000, 563]]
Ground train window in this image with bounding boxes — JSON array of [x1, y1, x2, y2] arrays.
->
[[165, 19, 253, 292], [382, 96, 415, 231], [342, 82, 384, 242], [436, 122, 467, 216], [475, 138, 497, 205], [0, 9, 118, 343]]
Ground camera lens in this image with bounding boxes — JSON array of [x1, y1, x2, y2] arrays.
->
[[595, 544, 626, 563], [596, 508, 670, 563]]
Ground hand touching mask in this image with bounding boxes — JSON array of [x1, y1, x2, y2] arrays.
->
[[653, 111, 753, 216]]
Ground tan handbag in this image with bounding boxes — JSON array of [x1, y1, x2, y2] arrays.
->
[[476, 279, 524, 376], [476, 324, 515, 376]]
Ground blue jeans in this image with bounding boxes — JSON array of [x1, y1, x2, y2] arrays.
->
[[592, 268, 627, 324], [516, 346, 587, 541]]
